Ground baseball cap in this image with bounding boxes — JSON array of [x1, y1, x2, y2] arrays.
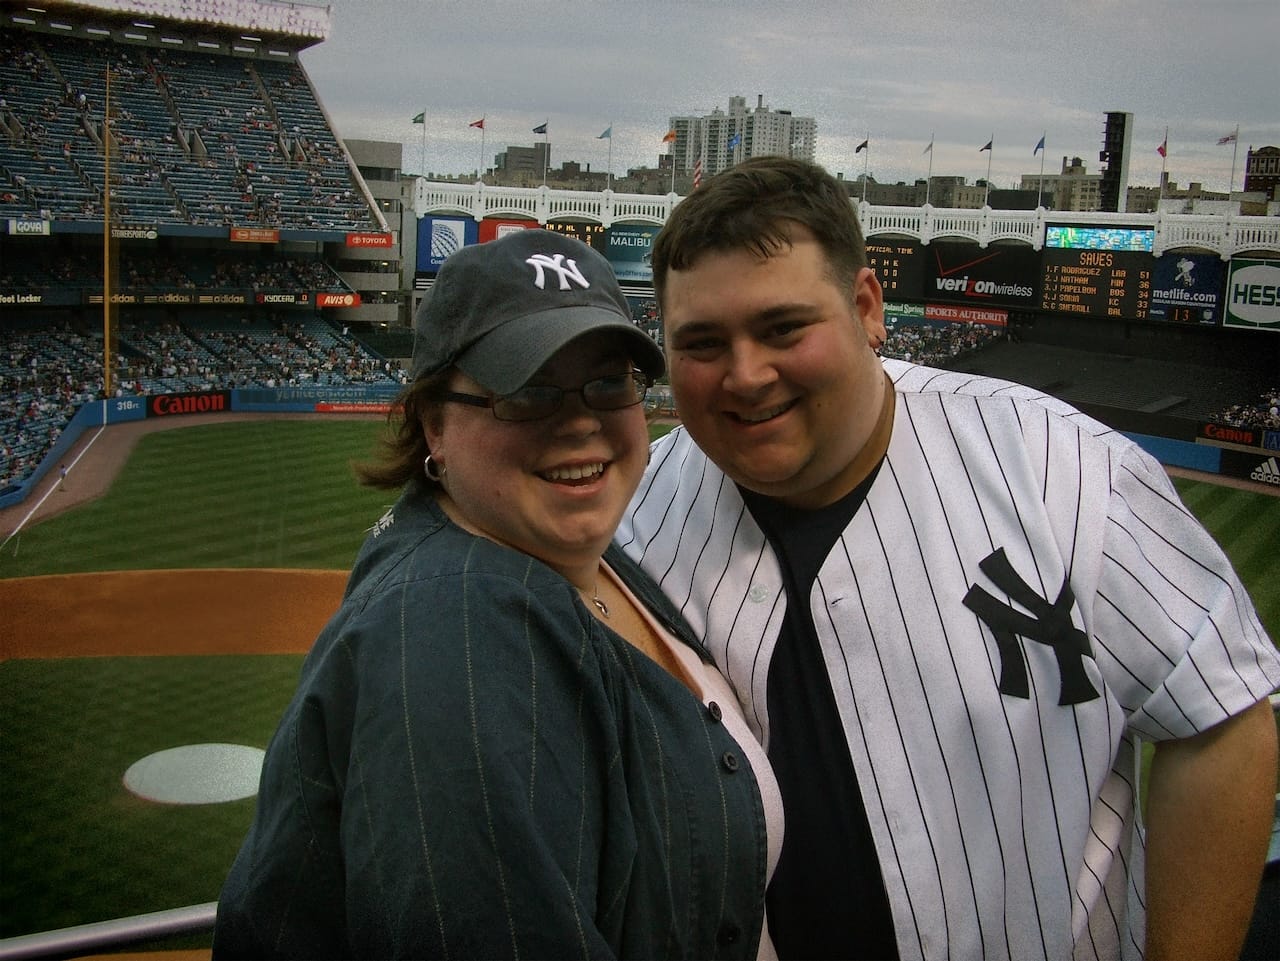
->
[[410, 228, 665, 394]]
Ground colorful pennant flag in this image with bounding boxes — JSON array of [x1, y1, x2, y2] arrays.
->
[[1217, 130, 1237, 145], [469, 118, 485, 130], [598, 126, 612, 139], [1156, 137, 1167, 158], [980, 139, 993, 152], [855, 139, 869, 153], [662, 129, 677, 144], [922, 140, 933, 155], [411, 112, 425, 124], [1033, 135, 1045, 154], [532, 122, 548, 135], [726, 132, 742, 150]]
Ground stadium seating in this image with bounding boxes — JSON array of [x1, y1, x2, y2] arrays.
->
[[1, 30, 375, 231]]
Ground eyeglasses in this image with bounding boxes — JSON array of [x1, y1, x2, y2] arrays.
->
[[442, 369, 651, 422]]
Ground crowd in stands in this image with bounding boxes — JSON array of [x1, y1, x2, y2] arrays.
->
[[1214, 389, 1280, 430], [881, 319, 1005, 367], [0, 29, 376, 232], [0, 249, 351, 294], [0, 316, 403, 490]]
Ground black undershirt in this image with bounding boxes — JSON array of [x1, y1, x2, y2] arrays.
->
[[741, 461, 899, 961]]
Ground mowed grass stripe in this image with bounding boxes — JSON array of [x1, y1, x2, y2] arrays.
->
[[0, 422, 1275, 646], [2, 420, 395, 576], [1172, 476, 1280, 637], [0, 655, 303, 939]]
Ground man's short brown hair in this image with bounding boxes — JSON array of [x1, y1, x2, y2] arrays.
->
[[651, 156, 868, 305]]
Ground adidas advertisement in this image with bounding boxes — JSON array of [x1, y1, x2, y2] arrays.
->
[[1223, 258, 1280, 332], [1220, 450, 1280, 486], [1249, 456, 1280, 486]]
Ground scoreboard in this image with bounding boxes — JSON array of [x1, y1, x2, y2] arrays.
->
[[866, 240, 924, 300], [1039, 248, 1153, 319]]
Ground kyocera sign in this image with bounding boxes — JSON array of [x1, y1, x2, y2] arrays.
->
[[1224, 259, 1280, 330]]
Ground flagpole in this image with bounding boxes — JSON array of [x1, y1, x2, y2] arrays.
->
[[420, 120, 426, 176], [1159, 125, 1168, 208], [983, 134, 993, 207], [480, 121, 486, 182], [1037, 133, 1046, 209], [1229, 123, 1239, 197], [608, 123, 613, 190], [670, 137, 676, 194], [861, 132, 869, 204], [925, 133, 934, 206], [542, 120, 548, 187]]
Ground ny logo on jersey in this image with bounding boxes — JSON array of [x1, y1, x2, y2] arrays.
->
[[962, 547, 1100, 706], [526, 253, 590, 291]]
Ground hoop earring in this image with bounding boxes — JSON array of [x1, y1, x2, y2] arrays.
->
[[424, 454, 445, 482]]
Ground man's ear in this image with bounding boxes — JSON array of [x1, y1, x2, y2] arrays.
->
[[853, 266, 886, 347]]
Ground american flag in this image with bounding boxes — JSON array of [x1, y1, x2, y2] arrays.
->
[[692, 156, 703, 190]]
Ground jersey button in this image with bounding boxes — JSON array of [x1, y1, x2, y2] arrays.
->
[[721, 751, 739, 773], [706, 701, 723, 723], [717, 921, 741, 945]]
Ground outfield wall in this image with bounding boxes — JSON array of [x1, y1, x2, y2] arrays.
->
[[0, 387, 399, 509], [3, 385, 1276, 510]]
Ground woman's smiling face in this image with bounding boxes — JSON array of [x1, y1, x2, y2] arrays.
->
[[425, 334, 650, 576]]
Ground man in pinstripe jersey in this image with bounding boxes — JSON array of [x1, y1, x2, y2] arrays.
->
[[617, 157, 1280, 961]]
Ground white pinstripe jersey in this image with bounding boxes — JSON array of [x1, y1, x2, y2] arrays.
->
[[617, 359, 1280, 961]]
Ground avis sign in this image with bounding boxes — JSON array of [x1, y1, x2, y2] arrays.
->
[[1224, 258, 1280, 331]]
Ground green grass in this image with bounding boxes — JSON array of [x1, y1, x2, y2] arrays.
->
[[1171, 476, 1280, 643], [0, 420, 1275, 944], [2, 420, 397, 577], [0, 655, 302, 939]]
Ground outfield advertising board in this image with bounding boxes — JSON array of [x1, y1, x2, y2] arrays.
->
[[925, 241, 1040, 310], [1223, 259, 1280, 332], [605, 225, 660, 282], [1147, 252, 1222, 325], [416, 216, 478, 272]]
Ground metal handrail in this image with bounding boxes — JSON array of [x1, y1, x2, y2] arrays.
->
[[0, 902, 216, 961]]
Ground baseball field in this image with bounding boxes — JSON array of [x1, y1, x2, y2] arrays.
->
[[0, 416, 1276, 953]]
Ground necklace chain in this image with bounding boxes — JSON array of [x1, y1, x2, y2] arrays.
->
[[579, 580, 610, 618]]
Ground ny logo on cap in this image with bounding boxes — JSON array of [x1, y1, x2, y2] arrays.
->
[[526, 253, 591, 291]]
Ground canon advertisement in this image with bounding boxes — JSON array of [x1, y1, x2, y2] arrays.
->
[[925, 241, 1040, 310]]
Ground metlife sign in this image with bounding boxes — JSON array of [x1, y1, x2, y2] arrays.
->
[[1147, 252, 1222, 325], [1223, 258, 1280, 332]]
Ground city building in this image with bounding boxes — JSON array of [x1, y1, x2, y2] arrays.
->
[[668, 95, 817, 178], [1244, 145, 1280, 202], [1019, 157, 1103, 212]]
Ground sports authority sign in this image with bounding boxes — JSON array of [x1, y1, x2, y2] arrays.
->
[[1223, 258, 1280, 331]]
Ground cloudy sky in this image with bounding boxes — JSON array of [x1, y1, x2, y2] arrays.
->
[[299, 0, 1277, 194]]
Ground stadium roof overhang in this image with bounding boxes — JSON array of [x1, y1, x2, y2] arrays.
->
[[6, 0, 330, 60]]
